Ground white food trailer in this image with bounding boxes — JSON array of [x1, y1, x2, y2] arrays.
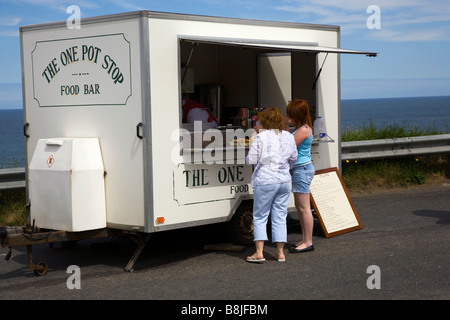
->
[[2, 11, 376, 274]]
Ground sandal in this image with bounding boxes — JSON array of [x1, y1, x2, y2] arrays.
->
[[246, 255, 265, 263]]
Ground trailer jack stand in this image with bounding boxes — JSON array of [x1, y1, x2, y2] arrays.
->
[[5, 247, 12, 261], [124, 233, 151, 272], [27, 245, 48, 276]]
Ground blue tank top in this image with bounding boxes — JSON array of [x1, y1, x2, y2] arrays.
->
[[293, 125, 313, 167]]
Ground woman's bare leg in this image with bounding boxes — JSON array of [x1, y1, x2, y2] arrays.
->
[[294, 192, 314, 249]]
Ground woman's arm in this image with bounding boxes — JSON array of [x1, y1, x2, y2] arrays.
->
[[288, 135, 298, 168], [245, 134, 261, 165], [293, 126, 311, 146]]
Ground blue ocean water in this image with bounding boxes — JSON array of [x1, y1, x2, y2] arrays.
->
[[0, 109, 25, 168], [341, 96, 450, 132], [1, 95, 450, 168]]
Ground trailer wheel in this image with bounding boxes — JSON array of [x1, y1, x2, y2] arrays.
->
[[33, 262, 48, 276], [228, 203, 254, 246]]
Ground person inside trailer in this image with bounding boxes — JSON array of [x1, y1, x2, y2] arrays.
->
[[182, 98, 219, 128]]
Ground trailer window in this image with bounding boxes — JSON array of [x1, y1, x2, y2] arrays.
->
[[178, 39, 320, 162], [180, 42, 319, 120], [178, 35, 376, 128]]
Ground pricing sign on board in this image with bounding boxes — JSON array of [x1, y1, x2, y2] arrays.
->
[[310, 167, 363, 237]]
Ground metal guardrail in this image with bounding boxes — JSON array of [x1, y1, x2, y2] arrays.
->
[[1, 134, 449, 191], [341, 133, 450, 161], [0, 167, 25, 191]]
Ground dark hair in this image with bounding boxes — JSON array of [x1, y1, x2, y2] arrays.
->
[[259, 107, 285, 131], [286, 99, 312, 129]]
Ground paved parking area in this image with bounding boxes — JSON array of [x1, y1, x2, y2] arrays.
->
[[1, 185, 449, 303]]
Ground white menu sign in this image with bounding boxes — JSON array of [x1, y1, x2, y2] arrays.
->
[[310, 167, 363, 237]]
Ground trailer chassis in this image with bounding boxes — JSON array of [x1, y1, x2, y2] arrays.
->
[[1, 221, 150, 275]]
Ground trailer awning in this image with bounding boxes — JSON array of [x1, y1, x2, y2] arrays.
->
[[179, 35, 378, 57]]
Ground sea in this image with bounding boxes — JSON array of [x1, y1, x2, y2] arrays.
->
[[1, 95, 450, 168]]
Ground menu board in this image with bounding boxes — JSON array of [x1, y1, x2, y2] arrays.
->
[[310, 167, 362, 237]]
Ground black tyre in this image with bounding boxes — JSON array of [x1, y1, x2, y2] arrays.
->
[[227, 203, 254, 246]]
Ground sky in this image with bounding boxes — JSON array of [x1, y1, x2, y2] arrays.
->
[[0, 0, 449, 109]]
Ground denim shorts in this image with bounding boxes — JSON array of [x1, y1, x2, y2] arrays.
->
[[291, 163, 315, 194]]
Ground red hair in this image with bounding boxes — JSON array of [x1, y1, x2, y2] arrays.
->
[[286, 99, 312, 129]]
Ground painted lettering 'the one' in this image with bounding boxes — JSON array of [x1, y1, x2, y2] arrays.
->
[[183, 169, 209, 187], [42, 58, 60, 83]]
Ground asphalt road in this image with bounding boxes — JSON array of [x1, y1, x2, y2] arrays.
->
[[0, 185, 449, 304]]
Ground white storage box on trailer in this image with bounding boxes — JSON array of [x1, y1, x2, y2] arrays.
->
[[20, 11, 376, 242], [29, 138, 106, 231]]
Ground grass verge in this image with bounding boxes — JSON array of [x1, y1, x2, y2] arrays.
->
[[342, 120, 445, 141], [341, 122, 449, 193], [342, 154, 448, 193], [0, 189, 26, 226]]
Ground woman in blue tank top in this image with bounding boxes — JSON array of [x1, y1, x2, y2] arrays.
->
[[286, 99, 315, 253]]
